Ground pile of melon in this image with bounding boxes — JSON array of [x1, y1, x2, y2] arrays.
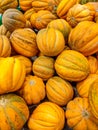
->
[[0, 0, 98, 130]]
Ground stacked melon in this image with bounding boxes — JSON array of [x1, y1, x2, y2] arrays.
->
[[0, 0, 98, 130]]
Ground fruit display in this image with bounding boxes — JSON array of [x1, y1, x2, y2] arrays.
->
[[0, 0, 98, 130]]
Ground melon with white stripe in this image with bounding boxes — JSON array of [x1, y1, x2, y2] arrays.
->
[[0, 93, 29, 130]]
